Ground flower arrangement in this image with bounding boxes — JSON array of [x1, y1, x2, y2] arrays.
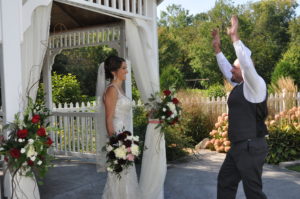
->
[[0, 97, 54, 184], [102, 129, 141, 179], [205, 113, 231, 153], [145, 89, 182, 128]]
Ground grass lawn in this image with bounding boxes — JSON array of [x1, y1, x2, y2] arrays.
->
[[286, 165, 300, 172]]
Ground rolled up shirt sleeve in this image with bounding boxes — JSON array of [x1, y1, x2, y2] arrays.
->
[[233, 40, 267, 103]]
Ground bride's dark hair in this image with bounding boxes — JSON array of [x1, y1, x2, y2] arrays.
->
[[104, 55, 125, 80]]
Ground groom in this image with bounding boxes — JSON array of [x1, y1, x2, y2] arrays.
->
[[212, 16, 269, 199]]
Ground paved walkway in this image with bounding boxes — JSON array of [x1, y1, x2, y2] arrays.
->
[[39, 150, 300, 199]]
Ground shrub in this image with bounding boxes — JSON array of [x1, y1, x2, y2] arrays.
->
[[205, 83, 226, 98], [181, 104, 212, 145], [266, 107, 300, 164]]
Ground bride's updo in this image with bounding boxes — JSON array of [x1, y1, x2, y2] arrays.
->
[[104, 55, 125, 80]]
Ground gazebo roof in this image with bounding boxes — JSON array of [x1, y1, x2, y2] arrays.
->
[[50, 1, 121, 33]]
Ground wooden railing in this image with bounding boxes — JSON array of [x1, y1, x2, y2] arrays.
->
[[49, 25, 121, 50], [55, 0, 149, 19]]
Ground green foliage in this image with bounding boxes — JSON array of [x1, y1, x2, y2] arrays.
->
[[181, 106, 212, 145], [164, 124, 193, 161], [51, 72, 82, 104], [272, 44, 300, 87], [205, 84, 226, 98], [52, 46, 117, 97], [266, 129, 300, 165], [160, 65, 186, 90]]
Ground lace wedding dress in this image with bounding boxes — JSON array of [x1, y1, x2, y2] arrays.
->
[[102, 84, 141, 199]]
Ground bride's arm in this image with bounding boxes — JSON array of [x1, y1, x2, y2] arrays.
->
[[104, 87, 118, 137]]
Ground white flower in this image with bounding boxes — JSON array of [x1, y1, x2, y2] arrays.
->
[[0, 147, 4, 151], [131, 144, 140, 156], [28, 139, 34, 144], [26, 145, 35, 158], [167, 102, 176, 113], [126, 135, 133, 140], [114, 160, 118, 164], [106, 145, 113, 152], [107, 167, 113, 172], [37, 160, 42, 165], [30, 156, 36, 161], [161, 116, 165, 120], [18, 138, 23, 143], [22, 162, 28, 166], [162, 108, 166, 112], [133, 136, 139, 142], [20, 148, 26, 154], [114, 145, 127, 160]]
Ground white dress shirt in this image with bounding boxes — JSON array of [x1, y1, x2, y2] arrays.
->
[[216, 40, 267, 103]]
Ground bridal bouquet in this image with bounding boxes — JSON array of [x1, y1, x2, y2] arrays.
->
[[145, 89, 182, 128], [0, 97, 54, 184], [103, 129, 140, 178]]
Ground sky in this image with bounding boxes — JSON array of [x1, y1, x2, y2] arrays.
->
[[157, 0, 300, 17]]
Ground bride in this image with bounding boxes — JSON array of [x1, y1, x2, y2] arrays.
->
[[98, 55, 141, 199]]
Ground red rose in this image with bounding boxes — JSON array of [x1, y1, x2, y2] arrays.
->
[[45, 137, 53, 146], [10, 148, 21, 159], [31, 115, 40, 124], [4, 156, 9, 162], [37, 127, 46, 136], [172, 98, 179, 104], [166, 111, 173, 117], [163, 90, 171, 96], [27, 159, 34, 166], [17, 129, 28, 139]]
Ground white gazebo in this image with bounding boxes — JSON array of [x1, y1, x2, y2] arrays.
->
[[0, 0, 165, 199]]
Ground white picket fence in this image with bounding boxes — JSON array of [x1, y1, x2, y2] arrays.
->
[[49, 91, 300, 157]]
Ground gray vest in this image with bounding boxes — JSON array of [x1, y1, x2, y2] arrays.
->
[[227, 83, 268, 143]]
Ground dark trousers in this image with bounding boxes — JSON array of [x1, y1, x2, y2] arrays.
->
[[217, 138, 268, 199]]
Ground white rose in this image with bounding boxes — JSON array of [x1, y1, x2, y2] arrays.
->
[[30, 156, 36, 161], [131, 144, 140, 156], [114, 160, 118, 164], [167, 102, 176, 113], [114, 146, 127, 160], [107, 167, 113, 172], [133, 136, 139, 142], [0, 147, 4, 151], [126, 135, 133, 140], [28, 139, 34, 144], [161, 116, 165, 120], [20, 148, 26, 154], [162, 108, 166, 112], [37, 160, 42, 165], [18, 138, 23, 143], [26, 145, 35, 158], [106, 145, 113, 152]]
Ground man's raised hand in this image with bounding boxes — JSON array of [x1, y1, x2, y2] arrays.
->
[[212, 29, 221, 54], [227, 16, 240, 42]]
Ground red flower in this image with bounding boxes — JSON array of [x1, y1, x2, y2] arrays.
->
[[17, 129, 28, 139], [163, 90, 171, 96], [37, 127, 46, 137], [10, 148, 21, 159], [4, 156, 9, 162], [172, 98, 179, 104], [166, 111, 173, 117], [27, 159, 34, 166], [32, 115, 40, 124], [45, 137, 53, 146]]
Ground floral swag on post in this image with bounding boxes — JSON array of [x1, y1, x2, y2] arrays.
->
[[0, 97, 54, 197], [145, 89, 182, 129]]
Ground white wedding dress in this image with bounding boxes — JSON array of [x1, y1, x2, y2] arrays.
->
[[102, 84, 141, 199]]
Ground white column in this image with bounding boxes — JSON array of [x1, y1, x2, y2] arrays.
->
[[1, 1, 23, 198], [0, 0, 23, 124]]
